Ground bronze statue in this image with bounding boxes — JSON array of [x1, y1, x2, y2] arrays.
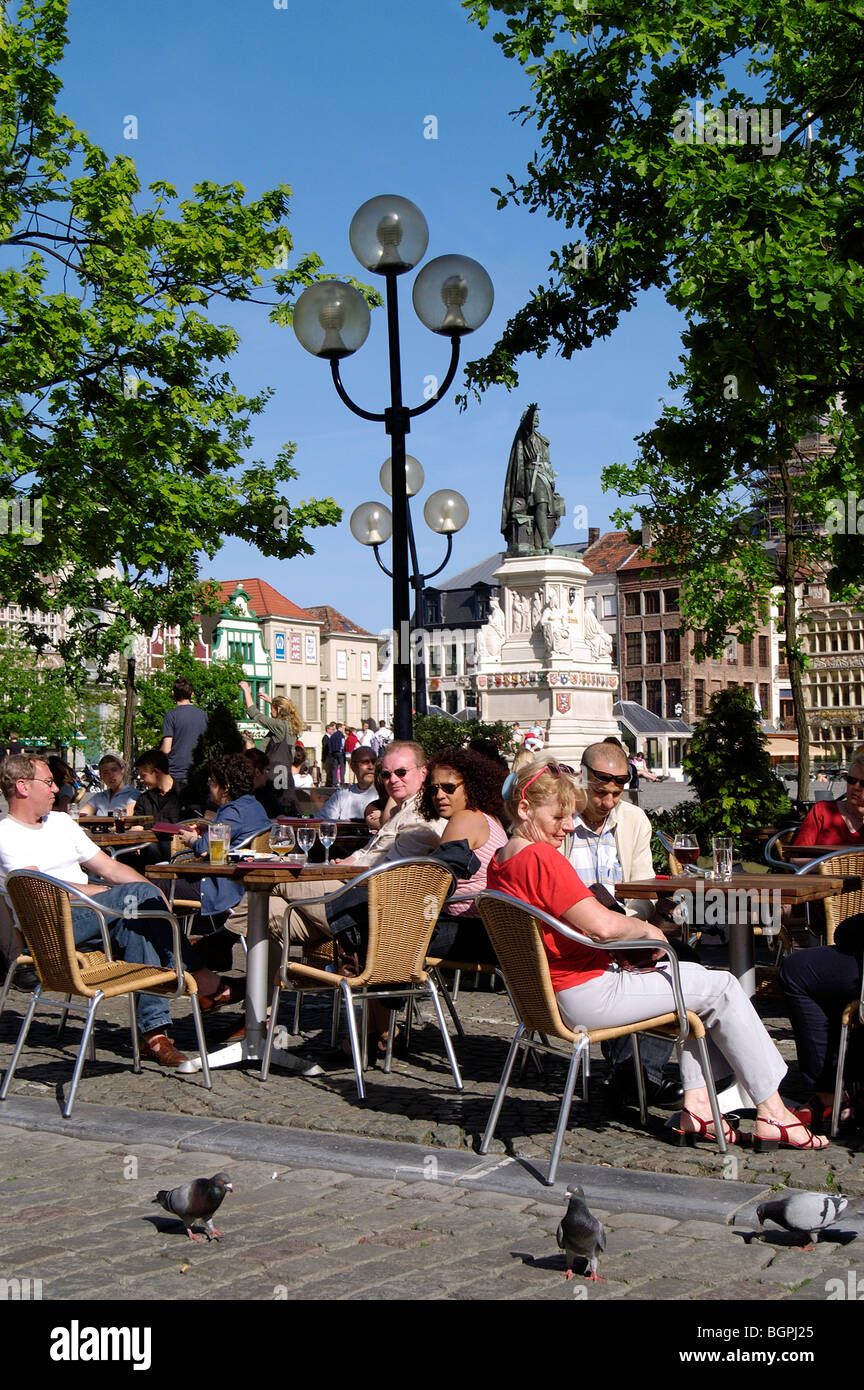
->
[[501, 404, 564, 555]]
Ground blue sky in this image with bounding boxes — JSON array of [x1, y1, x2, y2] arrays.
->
[[58, 0, 684, 633]]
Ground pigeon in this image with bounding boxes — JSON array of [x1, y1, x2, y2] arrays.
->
[[557, 1186, 606, 1280], [757, 1191, 848, 1248], [153, 1172, 233, 1242]]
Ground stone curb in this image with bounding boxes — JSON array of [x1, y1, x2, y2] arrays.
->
[[0, 1094, 782, 1227]]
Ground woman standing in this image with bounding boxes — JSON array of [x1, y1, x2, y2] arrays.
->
[[238, 680, 301, 813], [486, 761, 827, 1151]]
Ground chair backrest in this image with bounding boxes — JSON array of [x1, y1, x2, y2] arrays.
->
[[475, 891, 577, 1043], [764, 828, 800, 868], [815, 852, 864, 942], [361, 859, 458, 987], [4, 872, 99, 996], [0, 889, 25, 969]]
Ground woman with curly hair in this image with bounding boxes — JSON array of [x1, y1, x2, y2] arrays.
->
[[420, 745, 508, 964]]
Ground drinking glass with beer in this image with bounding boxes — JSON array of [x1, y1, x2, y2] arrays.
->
[[208, 823, 231, 865]]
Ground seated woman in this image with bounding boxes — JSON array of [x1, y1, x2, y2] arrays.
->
[[779, 752, 864, 1126], [175, 753, 272, 984], [486, 761, 827, 1151], [48, 756, 78, 814], [420, 746, 508, 965], [793, 753, 864, 847]]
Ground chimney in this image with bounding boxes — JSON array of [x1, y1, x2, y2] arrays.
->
[[587, 527, 600, 545]]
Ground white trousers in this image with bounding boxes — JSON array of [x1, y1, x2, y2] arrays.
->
[[556, 961, 786, 1103]]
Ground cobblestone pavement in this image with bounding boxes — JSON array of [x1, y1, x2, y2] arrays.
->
[[0, 1123, 862, 1305], [2, 947, 861, 1198]]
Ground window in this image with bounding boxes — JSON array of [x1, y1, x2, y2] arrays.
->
[[759, 683, 770, 713], [429, 647, 442, 677], [644, 631, 661, 663], [305, 688, 317, 722], [645, 680, 662, 715], [663, 589, 680, 612], [626, 682, 642, 704], [603, 593, 617, 618], [424, 594, 441, 624], [445, 644, 458, 677], [361, 695, 371, 720], [664, 629, 680, 663], [725, 637, 738, 665], [665, 680, 681, 717], [624, 593, 640, 616], [336, 693, 346, 722], [290, 686, 302, 714], [626, 633, 642, 665], [758, 635, 770, 666], [644, 591, 660, 614], [741, 641, 754, 666], [475, 593, 489, 622], [694, 680, 706, 717]]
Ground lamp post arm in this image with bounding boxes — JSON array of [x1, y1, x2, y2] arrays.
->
[[408, 336, 461, 419], [371, 544, 393, 580], [418, 533, 454, 585], [329, 359, 386, 422]]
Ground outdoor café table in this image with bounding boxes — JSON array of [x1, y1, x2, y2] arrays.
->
[[146, 858, 364, 1074], [614, 873, 853, 998], [779, 844, 863, 863], [615, 873, 855, 1113], [85, 829, 158, 852]]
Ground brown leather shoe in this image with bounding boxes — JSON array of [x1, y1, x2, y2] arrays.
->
[[139, 1031, 194, 1072]]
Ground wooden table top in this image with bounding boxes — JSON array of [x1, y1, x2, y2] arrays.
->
[[146, 859, 364, 885], [78, 814, 154, 828], [616, 874, 854, 903], [85, 829, 158, 848]]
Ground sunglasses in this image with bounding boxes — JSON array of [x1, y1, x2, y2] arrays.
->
[[381, 766, 416, 781], [583, 765, 630, 789], [429, 780, 463, 795], [846, 775, 864, 789], [520, 761, 577, 796]]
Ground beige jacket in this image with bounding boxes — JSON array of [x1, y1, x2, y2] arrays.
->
[[564, 798, 655, 920], [351, 793, 446, 867]]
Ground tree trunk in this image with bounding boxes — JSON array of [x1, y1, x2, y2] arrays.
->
[[122, 656, 136, 770], [778, 457, 810, 801]]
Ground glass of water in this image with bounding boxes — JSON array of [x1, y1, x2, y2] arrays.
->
[[711, 836, 734, 881], [296, 822, 316, 858], [319, 821, 337, 865]]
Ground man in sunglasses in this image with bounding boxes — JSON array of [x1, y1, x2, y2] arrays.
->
[[269, 742, 446, 946], [565, 741, 684, 1109]]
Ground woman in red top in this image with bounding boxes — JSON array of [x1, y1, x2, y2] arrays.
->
[[793, 755, 864, 847], [487, 762, 827, 1151]]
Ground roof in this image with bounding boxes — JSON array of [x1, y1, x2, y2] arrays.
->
[[306, 604, 373, 637], [583, 531, 637, 575], [434, 553, 505, 592], [613, 701, 692, 736], [214, 579, 320, 623]]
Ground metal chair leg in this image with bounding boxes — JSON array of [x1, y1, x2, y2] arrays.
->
[[0, 958, 23, 1018], [260, 983, 283, 1080], [0, 987, 41, 1101], [342, 981, 366, 1100], [632, 1032, 648, 1125], [832, 1021, 851, 1137], [431, 967, 466, 1039], [426, 976, 463, 1090], [129, 996, 141, 1073], [189, 995, 212, 1090], [694, 1034, 727, 1154], [63, 995, 102, 1118], [479, 1023, 525, 1155], [547, 1035, 589, 1186]]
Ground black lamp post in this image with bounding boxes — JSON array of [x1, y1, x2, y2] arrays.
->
[[293, 195, 492, 739], [350, 454, 469, 717]]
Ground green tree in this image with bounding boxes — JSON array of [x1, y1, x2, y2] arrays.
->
[[0, 0, 351, 764], [413, 713, 514, 760], [134, 650, 246, 751], [0, 628, 78, 746], [463, 0, 864, 796]]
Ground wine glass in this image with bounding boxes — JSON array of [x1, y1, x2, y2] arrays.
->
[[296, 822, 316, 858], [269, 823, 295, 857], [319, 821, 337, 865], [672, 834, 700, 874]]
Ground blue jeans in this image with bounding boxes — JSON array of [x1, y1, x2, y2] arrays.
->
[[70, 883, 199, 1036]]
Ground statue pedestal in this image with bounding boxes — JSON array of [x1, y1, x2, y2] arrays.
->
[[475, 553, 619, 759]]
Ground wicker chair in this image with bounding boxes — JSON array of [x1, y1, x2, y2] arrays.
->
[[814, 851, 864, 947], [0, 870, 211, 1117], [764, 828, 801, 870], [261, 857, 461, 1099], [474, 889, 726, 1185]]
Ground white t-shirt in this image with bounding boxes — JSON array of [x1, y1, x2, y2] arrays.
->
[[0, 812, 99, 890]]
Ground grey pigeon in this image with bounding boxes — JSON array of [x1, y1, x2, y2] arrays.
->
[[153, 1172, 233, 1242], [757, 1191, 848, 1247], [557, 1186, 606, 1280]]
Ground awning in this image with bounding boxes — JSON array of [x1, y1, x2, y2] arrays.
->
[[765, 735, 799, 757]]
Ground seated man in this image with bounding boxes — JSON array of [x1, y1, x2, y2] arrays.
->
[[317, 748, 378, 821], [269, 740, 445, 948], [78, 754, 141, 817], [120, 749, 184, 870], [0, 755, 225, 1068], [564, 742, 683, 1108]]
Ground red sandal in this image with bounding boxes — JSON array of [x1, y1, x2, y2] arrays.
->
[[753, 1117, 829, 1152], [667, 1107, 740, 1147]]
